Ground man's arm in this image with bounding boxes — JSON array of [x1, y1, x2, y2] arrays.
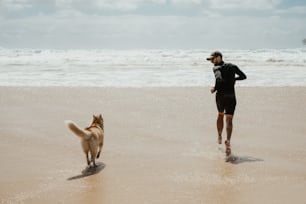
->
[[234, 66, 247, 81], [213, 66, 224, 93]]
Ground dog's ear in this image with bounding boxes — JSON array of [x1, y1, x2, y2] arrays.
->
[[99, 114, 102, 119]]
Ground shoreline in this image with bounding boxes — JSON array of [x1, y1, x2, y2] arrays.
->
[[0, 87, 305, 204]]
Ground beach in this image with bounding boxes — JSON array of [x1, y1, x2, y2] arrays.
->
[[0, 86, 305, 204]]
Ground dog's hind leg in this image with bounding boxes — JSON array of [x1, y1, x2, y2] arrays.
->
[[91, 154, 97, 167], [86, 152, 90, 166]]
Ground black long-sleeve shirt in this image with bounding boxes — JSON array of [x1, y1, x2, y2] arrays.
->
[[213, 61, 247, 94]]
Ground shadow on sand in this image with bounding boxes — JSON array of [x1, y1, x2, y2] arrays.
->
[[67, 162, 106, 181], [218, 147, 263, 164], [227, 155, 264, 164]]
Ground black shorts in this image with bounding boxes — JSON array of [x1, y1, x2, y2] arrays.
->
[[216, 93, 236, 115]]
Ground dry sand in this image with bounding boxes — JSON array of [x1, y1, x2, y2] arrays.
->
[[0, 87, 305, 204]]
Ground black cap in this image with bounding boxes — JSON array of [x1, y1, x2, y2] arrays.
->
[[206, 51, 222, 60]]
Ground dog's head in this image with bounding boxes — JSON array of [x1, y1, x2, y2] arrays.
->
[[92, 114, 104, 129]]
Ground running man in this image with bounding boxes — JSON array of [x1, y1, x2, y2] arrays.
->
[[207, 51, 247, 160]]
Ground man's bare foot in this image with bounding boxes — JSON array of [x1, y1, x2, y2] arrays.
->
[[218, 136, 222, 144], [225, 140, 231, 161]]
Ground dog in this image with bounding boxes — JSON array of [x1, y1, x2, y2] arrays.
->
[[65, 114, 104, 167]]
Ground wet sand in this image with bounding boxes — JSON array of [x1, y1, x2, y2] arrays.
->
[[0, 87, 305, 204]]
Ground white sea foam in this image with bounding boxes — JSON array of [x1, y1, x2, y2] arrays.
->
[[0, 48, 305, 87]]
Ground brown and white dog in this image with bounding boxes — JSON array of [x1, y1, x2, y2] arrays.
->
[[65, 114, 104, 167]]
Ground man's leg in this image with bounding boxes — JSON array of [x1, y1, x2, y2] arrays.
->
[[225, 114, 233, 158], [217, 112, 224, 144], [225, 114, 233, 142]]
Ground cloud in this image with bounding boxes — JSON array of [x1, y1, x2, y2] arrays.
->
[[0, 0, 283, 14], [1, 10, 305, 49], [54, 0, 168, 11], [0, 0, 33, 10], [209, 0, 282, 10], [170, 0, 203, 5], [0, 0, 305, 49], [276, 6, 306, 14]]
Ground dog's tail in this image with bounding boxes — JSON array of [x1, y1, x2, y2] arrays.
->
[[65, 120, 92, 140]]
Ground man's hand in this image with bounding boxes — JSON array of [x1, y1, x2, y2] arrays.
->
[[210, 87, 216, 94]]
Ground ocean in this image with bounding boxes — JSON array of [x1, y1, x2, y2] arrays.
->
[[0, 48, 305, 87]]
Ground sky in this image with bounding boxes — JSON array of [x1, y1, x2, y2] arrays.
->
[[0, 0, 305, 49]]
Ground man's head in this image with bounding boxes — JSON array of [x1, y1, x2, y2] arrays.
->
[[206, 51, 222, 64]]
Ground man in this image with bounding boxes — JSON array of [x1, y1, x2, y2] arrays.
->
[[207, 51, 246, 160]]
